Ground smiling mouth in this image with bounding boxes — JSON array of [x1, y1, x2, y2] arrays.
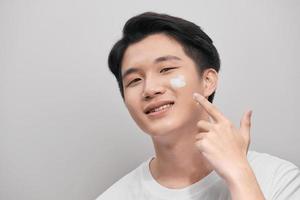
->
[[146, 102, 175, 115]]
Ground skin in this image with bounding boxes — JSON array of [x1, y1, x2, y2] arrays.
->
[[121, 33, 265, 199]]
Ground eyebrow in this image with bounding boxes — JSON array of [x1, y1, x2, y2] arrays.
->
[[122, 55, 181, 79]]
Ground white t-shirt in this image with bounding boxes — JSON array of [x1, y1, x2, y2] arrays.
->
[[96, 151, 300, 200]]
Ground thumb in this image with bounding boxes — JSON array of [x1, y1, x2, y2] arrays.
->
[[240, 110, 253, 153], [240, 110, 253, 140]]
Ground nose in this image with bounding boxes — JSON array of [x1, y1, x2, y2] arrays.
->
[[142, 77, 166, 100]]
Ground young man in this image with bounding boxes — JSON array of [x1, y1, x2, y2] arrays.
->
[[96, 12, 300, 200]]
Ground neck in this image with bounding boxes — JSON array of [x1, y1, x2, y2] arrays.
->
[[149, 117, 213, 189]]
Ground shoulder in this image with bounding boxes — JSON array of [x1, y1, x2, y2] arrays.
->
[[247, 150, 298, 172], [95, 158, 150, 200], [247, 150, 299, 180], [247, 150, 300, 198], [95, 168, 140, 200]]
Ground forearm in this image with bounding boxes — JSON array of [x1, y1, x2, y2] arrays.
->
[[226, 163, 265, 200]]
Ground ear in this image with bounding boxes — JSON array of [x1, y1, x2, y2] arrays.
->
[[202, 68, 218, 98]]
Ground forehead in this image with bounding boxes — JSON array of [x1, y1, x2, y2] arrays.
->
[[121, 33, 187, 74]]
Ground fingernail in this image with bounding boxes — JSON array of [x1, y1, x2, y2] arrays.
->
[[192, 93, 197, 99], [193, 92, 203, 100]]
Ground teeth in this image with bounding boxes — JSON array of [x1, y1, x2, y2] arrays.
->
[[150, 103, 173, 113]]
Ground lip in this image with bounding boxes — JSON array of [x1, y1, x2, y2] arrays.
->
[[144, 100, 175, 114]]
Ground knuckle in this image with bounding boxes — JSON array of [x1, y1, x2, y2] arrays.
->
[[197, 120, 204, 127], [223, 119, 232, 127], [195, 134, 201, 140], [195, 132, 208, 140], [201, 137, 209, 146]]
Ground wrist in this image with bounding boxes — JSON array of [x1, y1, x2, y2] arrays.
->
[[225, 163, 265, 200], [226, 161, 254, 187]]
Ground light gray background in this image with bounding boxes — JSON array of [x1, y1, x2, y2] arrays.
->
[[1, 0, 299, 200]]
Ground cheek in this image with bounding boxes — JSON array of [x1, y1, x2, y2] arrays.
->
[[125, 93, 144, 121], [169, 74, 201, 108], [169, 75, 186, 89], [124, 94, 138, 112]]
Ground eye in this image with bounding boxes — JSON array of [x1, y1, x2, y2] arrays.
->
[[160, 67, 176, 73], [127, 78, 141, 86]]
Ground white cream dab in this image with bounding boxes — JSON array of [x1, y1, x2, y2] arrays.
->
[[170, 75, 186, 88]]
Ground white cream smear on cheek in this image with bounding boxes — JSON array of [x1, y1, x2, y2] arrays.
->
[[170, 75, 186, 88], [164, 75, 186, 126]]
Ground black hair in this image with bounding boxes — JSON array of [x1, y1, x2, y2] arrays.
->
[[108, 12, 220, 103]]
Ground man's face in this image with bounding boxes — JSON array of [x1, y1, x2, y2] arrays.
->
[[121, 33, 210, 136]]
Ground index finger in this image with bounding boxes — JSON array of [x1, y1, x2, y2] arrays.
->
[[193, 92, 225, 122]]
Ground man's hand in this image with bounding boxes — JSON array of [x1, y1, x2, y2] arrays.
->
[[193, 93, 265, 200], [193, 92, 252, 182]]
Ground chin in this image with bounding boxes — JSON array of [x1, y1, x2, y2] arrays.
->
[[142, 118, 183, 137]]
